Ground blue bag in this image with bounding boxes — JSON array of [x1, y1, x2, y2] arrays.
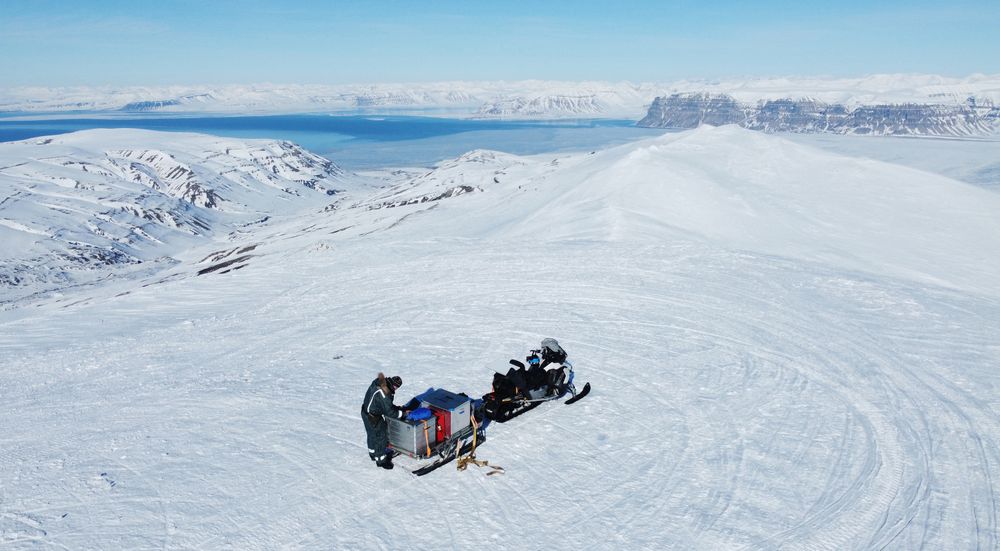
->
[[407, 407, 433, 421]]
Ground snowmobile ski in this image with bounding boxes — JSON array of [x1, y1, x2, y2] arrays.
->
[[564, 382, 591, 404]]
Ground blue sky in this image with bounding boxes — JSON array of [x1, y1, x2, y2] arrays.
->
[[1, 0, 997, 86]]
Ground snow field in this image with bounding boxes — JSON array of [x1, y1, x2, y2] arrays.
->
[[3, 236, 998, 549], [1, 126, 999, 549]]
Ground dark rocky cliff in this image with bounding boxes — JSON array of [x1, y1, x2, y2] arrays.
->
[[638, 93, 999, 136]]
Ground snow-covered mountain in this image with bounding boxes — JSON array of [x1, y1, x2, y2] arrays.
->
[[120, 93, 216, 112], [475, 95, 607, 118], [357, 150, 522, 210], [2, 127, 999, 549], [638, 92, 1000, 136], [0, 130, 354, 305]]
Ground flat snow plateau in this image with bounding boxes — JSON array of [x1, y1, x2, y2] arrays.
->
[[1, 126, 999, 549]]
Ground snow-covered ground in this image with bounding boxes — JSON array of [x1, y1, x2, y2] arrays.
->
[[784, 133, 1000, 192], [1, 126, 999, 549]]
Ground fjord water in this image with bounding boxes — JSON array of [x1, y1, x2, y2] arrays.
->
[[0, 114, 665, 169]]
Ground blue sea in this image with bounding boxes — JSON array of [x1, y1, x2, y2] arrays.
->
[[0, 114, 667, 169]]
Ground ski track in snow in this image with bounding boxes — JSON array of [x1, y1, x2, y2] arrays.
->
[[2, 235, 998, 550]]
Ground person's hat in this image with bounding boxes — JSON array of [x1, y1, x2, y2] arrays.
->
[[387, 376, 402, 392]]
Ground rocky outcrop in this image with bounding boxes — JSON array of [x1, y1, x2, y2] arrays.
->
[[638, 93, 1000, 136], [636, 93, 749, 128], [120, 94, 214, 112]]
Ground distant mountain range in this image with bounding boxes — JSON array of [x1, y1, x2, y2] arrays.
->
[[0, 81, 659, 119], [637, 93, 1000, 136], [4, 75, 999, 130]]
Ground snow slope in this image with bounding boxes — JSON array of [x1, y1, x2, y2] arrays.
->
[[783, 132, 1000, 192], [362, 126, 1000, 296], [1, 127, 998, 549], [0, 129, 357, 305]]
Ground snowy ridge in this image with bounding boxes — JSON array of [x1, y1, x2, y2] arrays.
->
[[0, 130, 354, 304], [367, 126, 1000, 295], [1, 127, 999, 549], [357, 150, 523, 210], [106, 149, 221, 208]]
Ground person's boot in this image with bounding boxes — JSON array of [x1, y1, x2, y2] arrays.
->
[[377, 458, 394, 470]]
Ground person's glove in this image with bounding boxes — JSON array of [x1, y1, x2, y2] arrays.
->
[[402, 398, 420, 412]]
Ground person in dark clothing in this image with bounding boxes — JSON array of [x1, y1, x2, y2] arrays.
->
[[361, 373, 406, 470]]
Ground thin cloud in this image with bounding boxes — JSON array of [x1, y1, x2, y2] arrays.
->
[[0, 13, 169, 42]]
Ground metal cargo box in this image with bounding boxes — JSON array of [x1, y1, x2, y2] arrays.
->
[[386, 415, 437, 457], [421, 389, 471, 439]]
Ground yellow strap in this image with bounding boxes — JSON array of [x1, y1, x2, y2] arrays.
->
[[471, 414, 478, 450], [421, 420, 431, 457], [456, 453, 506, 475], [456, 414, 505, 475]]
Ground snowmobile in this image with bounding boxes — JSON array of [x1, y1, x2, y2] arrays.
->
[[481, 338, 591, 423]]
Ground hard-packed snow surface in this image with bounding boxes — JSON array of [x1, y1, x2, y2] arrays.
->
[[2, 127, 999, 549]]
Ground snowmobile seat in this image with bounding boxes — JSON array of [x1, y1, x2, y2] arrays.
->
[[525, 363, 548, 390], [505, 366, 530, 397]]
